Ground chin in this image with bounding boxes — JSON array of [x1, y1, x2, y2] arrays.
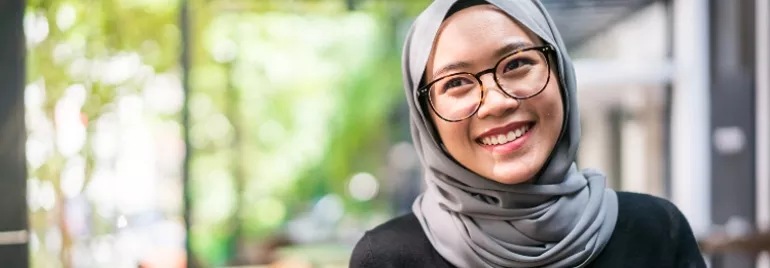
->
[[489, 168, 533, 185], [484, 144, 547, 185]]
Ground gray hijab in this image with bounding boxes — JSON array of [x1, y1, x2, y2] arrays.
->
[[404, 0, 619, 267]]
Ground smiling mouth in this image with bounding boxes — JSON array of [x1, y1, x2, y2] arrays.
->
[[476, 122, 535, 146]]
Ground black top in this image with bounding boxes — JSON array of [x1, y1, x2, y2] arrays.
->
[[350, 192, 706, 268]]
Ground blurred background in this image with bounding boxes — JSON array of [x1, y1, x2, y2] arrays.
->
[[0, 0, 767, 267]]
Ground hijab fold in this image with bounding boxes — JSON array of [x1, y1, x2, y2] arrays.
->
[[404, 1, 619, 267]]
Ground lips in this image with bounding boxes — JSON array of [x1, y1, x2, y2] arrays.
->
[[476, 121, 535, 146]]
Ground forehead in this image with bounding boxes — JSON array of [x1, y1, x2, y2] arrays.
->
[[427, 5, 536, 76]]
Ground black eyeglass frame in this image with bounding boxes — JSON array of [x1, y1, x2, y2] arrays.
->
[[417, 45, 555, 122]]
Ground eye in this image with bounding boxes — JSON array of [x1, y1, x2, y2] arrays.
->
[[503, 58, 535, 73], [442, 77, 473, 92]]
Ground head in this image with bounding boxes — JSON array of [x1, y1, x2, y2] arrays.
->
[[422, 4, 564, 185]]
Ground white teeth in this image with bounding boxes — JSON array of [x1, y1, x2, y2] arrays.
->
[[506, 131, 516, 141], [479, 125, 532, 146], [496, 134, 506, 144]]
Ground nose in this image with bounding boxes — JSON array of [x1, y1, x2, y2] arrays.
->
[[476, 73, 520, 119]]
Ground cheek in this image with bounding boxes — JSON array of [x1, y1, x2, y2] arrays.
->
[[538, 83, 565, 137], [431, 113, 472, 151], [537, 72, 565, 118], [435, 119, 463, 143]]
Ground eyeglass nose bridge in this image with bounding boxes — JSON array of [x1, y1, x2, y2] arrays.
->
[[473, 67, 500, 105]]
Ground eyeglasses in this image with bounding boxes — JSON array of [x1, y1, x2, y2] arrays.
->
[[418, 45, 554, 122]]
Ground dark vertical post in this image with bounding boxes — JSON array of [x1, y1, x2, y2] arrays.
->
[[709, 0, 757, 267], [608, 107, 624, 189], [179, 0, 195, 267], [0, 0, 29, 267]]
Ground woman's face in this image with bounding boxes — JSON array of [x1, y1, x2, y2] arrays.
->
[[426, 5, 564, 184]]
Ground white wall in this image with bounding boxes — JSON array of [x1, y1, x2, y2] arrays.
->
[[573, 3, 669, 197]]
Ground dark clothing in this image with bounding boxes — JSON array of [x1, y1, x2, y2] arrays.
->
[[350, 192, 706, 268]]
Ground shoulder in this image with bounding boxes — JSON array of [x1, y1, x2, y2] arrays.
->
[[349, 212, 449, 267], [364, 212, 426, 240], [600, 192, 705, 267], [615, 191, 690, 235]]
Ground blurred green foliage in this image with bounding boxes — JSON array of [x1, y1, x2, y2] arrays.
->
[[187, 2, 422, 265], [25, 0, 430, 267], [26, 0, 182, 266]]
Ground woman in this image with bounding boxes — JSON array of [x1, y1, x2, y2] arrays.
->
[[350, 0, 706, 267]]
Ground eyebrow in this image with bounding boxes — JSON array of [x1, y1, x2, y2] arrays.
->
[[431, 41, 534, 79]]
